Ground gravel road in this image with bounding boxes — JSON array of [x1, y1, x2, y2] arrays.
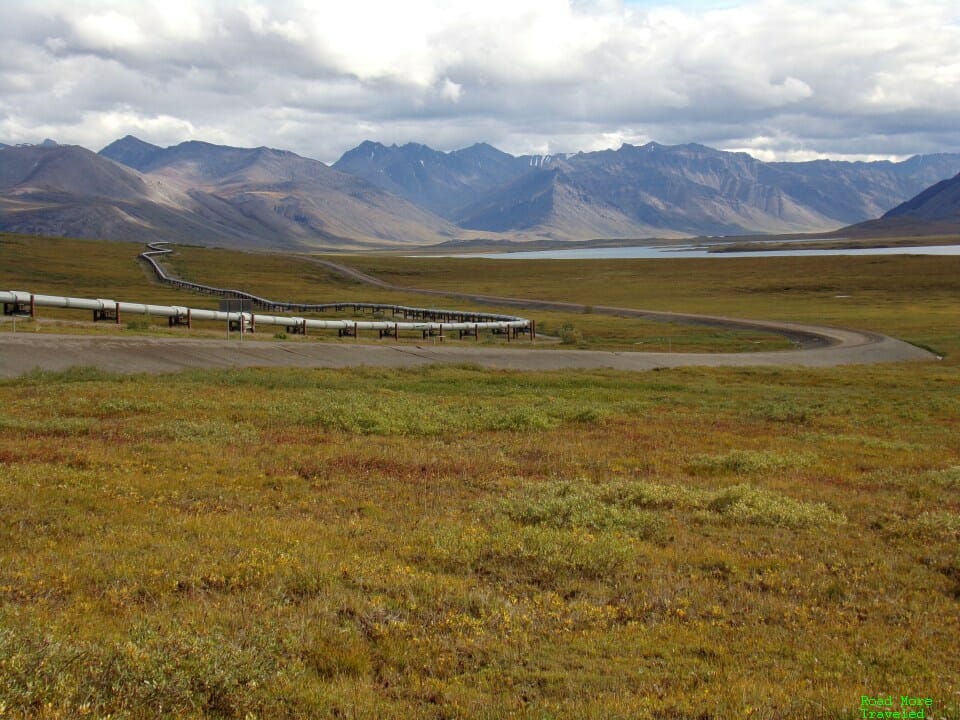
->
[[0, 326, 935, 378]]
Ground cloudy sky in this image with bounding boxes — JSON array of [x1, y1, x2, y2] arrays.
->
[[1, 0, 958, 163]]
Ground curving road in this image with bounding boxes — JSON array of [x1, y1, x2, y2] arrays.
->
[[0, 260, 937, 378]]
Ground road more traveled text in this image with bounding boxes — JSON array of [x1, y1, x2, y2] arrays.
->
[[861, 695, 934, 719]]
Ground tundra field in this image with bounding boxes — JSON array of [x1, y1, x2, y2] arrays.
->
[[0, 234, 959, 719]]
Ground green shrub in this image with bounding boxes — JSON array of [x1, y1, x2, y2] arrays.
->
[[925, 466, 960, 489], [598, 480, 700, 509], [748, 401, 814, 424], [687, 449, 811, 476], [558, 323, 583, 345], [151, 419, 258, 443], [302, 393, 562, 435], [301, 624, 371, 679], [488, 480, 664, 540], [706, 484, 847, 528], [0, 626, 276, 717], [906, 511, 960, 539], [486, 478, 845, 533], [18, 366, 120, 384], [425, 520, 633, 583]]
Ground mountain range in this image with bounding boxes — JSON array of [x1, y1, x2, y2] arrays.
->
[[0, 138, 454, 249], [0, 136, 958, 248], [335, 141, 960, 238]]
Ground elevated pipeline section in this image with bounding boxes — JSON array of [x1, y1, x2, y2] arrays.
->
[[139, 242, 530, 328], [0, 288, 530, 339], [0, 242, 532, 340]]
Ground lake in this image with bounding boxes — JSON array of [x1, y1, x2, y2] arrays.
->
[[442, 243, 960, 260]]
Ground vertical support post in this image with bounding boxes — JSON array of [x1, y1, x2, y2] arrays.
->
[[30, 294, 36, 318], [531, 320, 536, 341], [354, 321, 358, 339], [475, 323, 479, 342], [507, 325, 511, 342], [115, 304, 121, 325], [250, 314, 256, 333], [302, 319, 307, 336], [187, 308, 192, 329]]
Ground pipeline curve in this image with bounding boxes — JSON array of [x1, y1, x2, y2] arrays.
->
[[0, 243, 532, 343], [140, 242, 530, 329], [0, 285, 530, 341]]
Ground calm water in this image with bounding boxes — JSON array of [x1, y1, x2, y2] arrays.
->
[[447, 244, 960, 260]]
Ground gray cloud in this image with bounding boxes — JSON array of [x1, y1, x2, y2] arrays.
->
[[1, 0, 958, 163]]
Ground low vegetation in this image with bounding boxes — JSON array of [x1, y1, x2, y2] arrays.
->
[[1, 360, 958, 718], [0, 234, 958, 718]]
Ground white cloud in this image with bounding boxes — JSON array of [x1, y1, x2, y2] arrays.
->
[[0, 0, 957, 162], [72, 10, 145, 50], [94, 110, 198, 143], [439, 78, 463, 102]]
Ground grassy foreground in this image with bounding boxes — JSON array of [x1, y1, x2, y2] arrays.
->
[[1, 363, 958, 719], [0, 234, 958, 718]]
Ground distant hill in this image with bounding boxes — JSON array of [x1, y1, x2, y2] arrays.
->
[[103, 139, 458, 246], [0, 139, 57, 150], [99, 135, 164, 171], [841, 172, 960, 237], [0, 140, 457, 248], [767, 154, 960, 223], [883, 172, 960, 223], [454, 165, 672, 238], [485, 143, 837, 238], [0, 144, 276, 247], [334, 140, 960, 239], [1, 143, 169, 201], [333, 141, 535, 219]]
